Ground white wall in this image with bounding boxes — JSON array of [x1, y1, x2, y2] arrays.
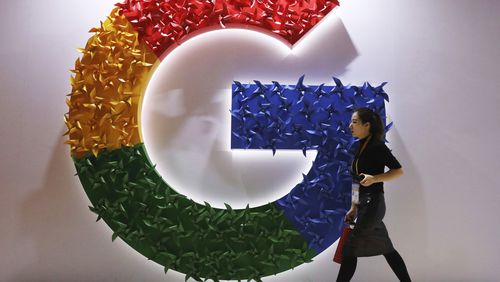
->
[[1, 0, 499, 281]]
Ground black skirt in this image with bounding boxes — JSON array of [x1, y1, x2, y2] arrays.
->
[[342, 192, 395, 257]]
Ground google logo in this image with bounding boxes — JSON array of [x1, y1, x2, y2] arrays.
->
[[64, 0, 389, 280]]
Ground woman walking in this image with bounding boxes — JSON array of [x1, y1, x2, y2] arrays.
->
[[336, 107, 412, 282]]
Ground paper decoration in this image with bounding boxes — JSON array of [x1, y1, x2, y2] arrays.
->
[[76, 144, 315, 281], [232, 76, 389, 152], [231, 76, 389, 253], [116, 0, 341, 58], [64, 1, 396, 281], [64, 8, 159, 158], [69, 75, 390, 281], [65, 0, 342, 157]]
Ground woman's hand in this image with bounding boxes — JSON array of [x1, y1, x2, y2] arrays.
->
[[359, 169, 404, 187], [345, 206, 357, 224], [359, 173, 376, 187]]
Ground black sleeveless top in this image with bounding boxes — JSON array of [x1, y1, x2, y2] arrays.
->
[[352, 137, 402, 194]]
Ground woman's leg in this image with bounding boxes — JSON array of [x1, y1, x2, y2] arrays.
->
[[383, 250, 411, 281], [336, 256, 357, 282]]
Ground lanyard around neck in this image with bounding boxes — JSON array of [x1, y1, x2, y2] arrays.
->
[[354, 135, 372, 176]]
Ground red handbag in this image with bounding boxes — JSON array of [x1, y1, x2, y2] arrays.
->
[[333, 226, 351, 264]]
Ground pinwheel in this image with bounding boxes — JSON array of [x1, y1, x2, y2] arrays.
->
[[374, 81, 389, 102]]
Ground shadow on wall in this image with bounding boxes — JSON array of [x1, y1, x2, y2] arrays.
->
[[384, 127, 429, 278], [283, 15, 358, 78], [15, 128, 94, 280], [13, 127, 161, 281]]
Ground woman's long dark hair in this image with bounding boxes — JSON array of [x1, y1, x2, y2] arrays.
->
[[355, 107, 385, 141]]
